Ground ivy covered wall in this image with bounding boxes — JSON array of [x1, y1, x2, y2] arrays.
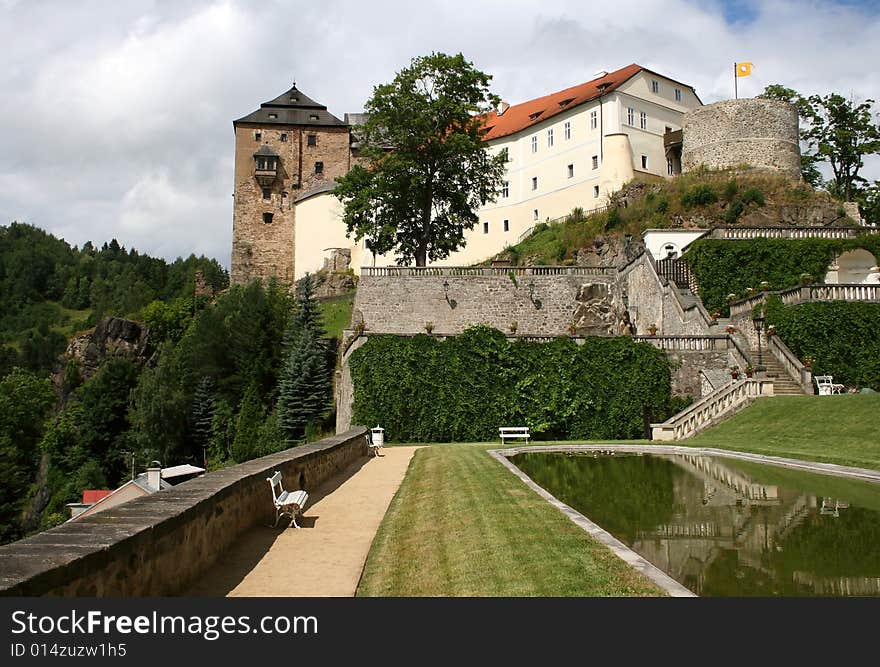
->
[[686, 236, 880, 315], [348, 326, 673, 442], [764, 297, 880, 390]]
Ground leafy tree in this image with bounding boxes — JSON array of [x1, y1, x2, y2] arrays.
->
[[333, 52, 506, 266], [761, 85, 880, 200], [856, 181, 880, 224], [0, 369, 55, 543]]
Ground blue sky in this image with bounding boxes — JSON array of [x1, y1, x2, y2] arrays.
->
[[1, 0, 878, 268]]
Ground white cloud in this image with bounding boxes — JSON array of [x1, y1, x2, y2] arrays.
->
[[1, 0, 878, 270]]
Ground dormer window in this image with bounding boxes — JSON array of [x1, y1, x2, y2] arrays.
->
[[558, 98, 574, 108], [268, 113, 278, 120], [309, 114, 319, 121], [529, 110, 543, 121]]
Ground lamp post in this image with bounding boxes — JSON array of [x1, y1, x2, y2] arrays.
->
[[752, 312, 766, 374]]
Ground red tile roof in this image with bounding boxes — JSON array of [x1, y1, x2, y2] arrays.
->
[[481, 64, 644, 142], [82, 489, 112, 504]]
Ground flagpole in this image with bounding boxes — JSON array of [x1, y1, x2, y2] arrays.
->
[[734, 62, 738, 99]]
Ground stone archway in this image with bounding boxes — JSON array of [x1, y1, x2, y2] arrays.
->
[[825, 248, 877, 284]]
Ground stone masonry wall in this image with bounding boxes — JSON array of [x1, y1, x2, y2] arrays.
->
[[231, 124, 351, 285], [352, 270, 626, 336], [667, 350, 732, 398], [682, 98, 800, 179], [0, 429, 367, 597]]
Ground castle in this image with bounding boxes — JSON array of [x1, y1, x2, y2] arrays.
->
[[231, 64, 707, 284]]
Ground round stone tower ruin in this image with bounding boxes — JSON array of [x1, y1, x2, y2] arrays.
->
[[681, 98, 800, 179]]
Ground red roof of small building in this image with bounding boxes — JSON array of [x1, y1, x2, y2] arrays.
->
[[82, 489, 112, 504], [481, 64, 662, 142]]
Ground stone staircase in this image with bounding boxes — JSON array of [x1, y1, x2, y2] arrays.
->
[[755, 352, 806, 395]]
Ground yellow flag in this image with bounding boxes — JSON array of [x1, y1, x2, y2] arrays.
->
[[736, 62, 753, 77]]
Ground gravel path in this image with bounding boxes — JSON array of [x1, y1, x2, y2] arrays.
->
[[187, 446, 419, 597]]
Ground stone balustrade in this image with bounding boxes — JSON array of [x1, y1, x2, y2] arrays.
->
[[651, 378, 774, 441], [729, 283, 880, 317], [710, 226, 871, 240], [768, 334, 813, 394], [634, 335, 729, 351], [0, 428, 368, 597], [360, 265, 616, 277]]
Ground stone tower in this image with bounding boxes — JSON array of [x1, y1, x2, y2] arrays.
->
[[231, 84, 352, 285]]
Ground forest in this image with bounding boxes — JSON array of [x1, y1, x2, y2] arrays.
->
[[0, 223, 332, 544]]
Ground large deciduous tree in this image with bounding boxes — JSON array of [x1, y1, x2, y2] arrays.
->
[[761, 85, 880, 201], [333, 52, 506, 266]]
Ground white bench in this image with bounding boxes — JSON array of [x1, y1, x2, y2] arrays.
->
[[499, 426, 530, 445], [814, 375, 844, 395], [266, 471, 308, 528]]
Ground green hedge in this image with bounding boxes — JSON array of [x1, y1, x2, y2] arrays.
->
[[686, 236, 880, 315], [764, 297, 880, 390], [348, 326, 673, 442]]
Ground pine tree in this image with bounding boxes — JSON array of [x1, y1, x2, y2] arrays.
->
[[191, 376, 215, 464], [276, 325, 331, 442], [231, 383, 264, 463]]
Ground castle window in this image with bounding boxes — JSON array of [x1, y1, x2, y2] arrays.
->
[[675, 88, 682, 102], [593, 185, 600, 198], [640, 111, 647, 130], [483, 222, 489, 234], [500, 147, 509, 162], [501, 181, 509, 198], [641, 155, 648, 169], [564, 121, 571, 140], [307, 134, 317, 147], [567, 164, 574, 178], [547, 128, 554, 147], [592, 155, 598, 170], [280, 133, 287, 142], [503, 219, 509, 232], [532, 177, 538, 190], [255, 131, 262, 141], [667, 158, 674, 175], [531, 135, 538, 153], [315, 161, 324, 175], [262, 188, 271, 200], [626, 107, 634, 126], [533, 209, 539, 221], [590, 110, 597, 130], [651, 80, 660, 93], [263, 212, 273, 224]]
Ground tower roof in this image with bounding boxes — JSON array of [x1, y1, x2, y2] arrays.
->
[[234, 84, 347, 128]]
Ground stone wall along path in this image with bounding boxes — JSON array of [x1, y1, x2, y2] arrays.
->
[[187, 446, 419, 597]]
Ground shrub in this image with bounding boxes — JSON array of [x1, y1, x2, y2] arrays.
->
[[681, 184, 718, 208]]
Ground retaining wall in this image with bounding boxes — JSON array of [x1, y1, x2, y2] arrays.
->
[[0, 428, 367, 597]]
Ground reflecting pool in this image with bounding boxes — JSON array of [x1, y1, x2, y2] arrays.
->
[[510, 451, 880, 596]]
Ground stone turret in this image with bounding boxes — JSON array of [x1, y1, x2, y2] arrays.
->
[[681, 98, 801, 179]]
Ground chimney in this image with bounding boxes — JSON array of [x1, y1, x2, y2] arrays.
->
[[147, 461, 162, 492], [497, 101, 510, 116]]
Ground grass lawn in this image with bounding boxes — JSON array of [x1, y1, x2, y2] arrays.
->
[[357, 443, 664, 597], [319, 291, 355, 340], [682, 394, 880, 471]]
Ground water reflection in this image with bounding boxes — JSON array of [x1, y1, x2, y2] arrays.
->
[[511, 451, 880, 597]]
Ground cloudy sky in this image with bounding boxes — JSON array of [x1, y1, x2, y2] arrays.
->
[[1, 0, 879, 269]]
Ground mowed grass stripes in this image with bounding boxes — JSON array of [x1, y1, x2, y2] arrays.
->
[[357, 444, 663, 597]]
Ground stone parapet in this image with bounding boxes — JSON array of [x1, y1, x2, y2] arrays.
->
[[0, 429, 367, 597]]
